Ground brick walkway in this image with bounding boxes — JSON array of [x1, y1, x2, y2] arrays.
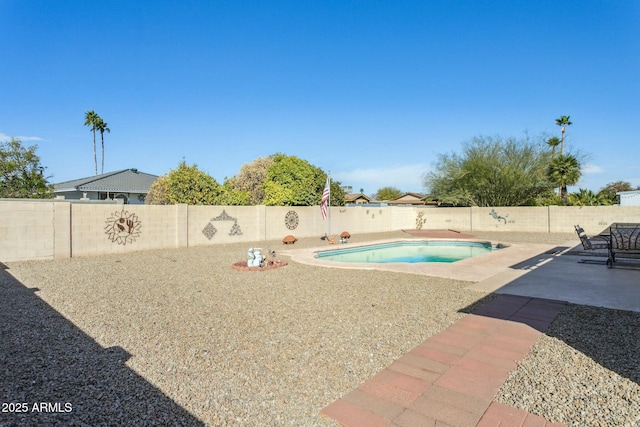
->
[[321, 295, 568, 427]]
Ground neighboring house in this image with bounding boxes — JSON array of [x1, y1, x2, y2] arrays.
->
[[345, 193, 373, 205], [386, 192, 427, 206], [617, 190, 640, 206], [53, 169, 158, 204]]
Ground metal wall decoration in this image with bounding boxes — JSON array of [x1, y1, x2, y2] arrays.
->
[[211, 210, 235, 222], [489, 209, 509, 225], [229, 222, 243, 236], [202, 209, 243, 240], [105, 209, 142, 245], [284, 210, 299, 230], [202, 222, 217, 240], [416, 211, 426, 230]]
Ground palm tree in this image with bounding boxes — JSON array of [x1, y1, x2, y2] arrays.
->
[[555, 115, 572, 155], [84, 110, 99, 175], [547, 154, 581, 206], [95, 117, 110, 174], [546, 136, 561, 159], [568, 188, 612, 206]]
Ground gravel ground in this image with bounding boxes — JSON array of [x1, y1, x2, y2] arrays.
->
[[1, 230, 638, 426], [496, 304, 640, 427]]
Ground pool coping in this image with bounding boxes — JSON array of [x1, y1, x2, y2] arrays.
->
[[280, 237, 566, 283]]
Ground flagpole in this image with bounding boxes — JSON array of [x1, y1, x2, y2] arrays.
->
[[327, 171, 331, 239]]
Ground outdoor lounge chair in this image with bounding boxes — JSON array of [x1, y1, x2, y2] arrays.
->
[[574, 225, 609, 251], [607, 223, 640, 268]]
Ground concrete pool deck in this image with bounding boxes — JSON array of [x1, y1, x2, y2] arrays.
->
[[281, 237, 566, 283], [282, 237, 640, 312]]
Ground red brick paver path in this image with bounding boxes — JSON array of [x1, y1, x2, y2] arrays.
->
[[321, 295, 568, 427]]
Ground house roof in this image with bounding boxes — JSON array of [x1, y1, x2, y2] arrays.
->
[[53, 169, 159, 194], [387, 192, 427, 205], [345, 193, 373, 203]]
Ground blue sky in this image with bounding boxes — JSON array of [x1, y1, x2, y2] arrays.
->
[[1, 1, 639, 195]]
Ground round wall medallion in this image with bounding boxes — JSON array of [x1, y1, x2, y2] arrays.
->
[[285, 210, 299, 230]]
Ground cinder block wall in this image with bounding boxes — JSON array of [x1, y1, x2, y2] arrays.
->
[[548, 205, 640, 235], [1, 200, 639, 262], [419, 207, 472, 230], [0, 200, 55, 261], [71, 204, 189, 257], [188, 205, 264, 246], [471, 206, 550, 232]]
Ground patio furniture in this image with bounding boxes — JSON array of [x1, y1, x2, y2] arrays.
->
[[574, 225, 609, 251], [607, 223, 640, 268]]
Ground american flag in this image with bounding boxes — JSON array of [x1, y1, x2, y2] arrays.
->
[[320, 177, 330, 220]]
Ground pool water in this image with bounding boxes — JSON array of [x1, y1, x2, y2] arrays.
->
[[316, 241, 500, 263]]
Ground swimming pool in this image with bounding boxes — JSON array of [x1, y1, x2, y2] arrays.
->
[[316, 241, 501, 263]]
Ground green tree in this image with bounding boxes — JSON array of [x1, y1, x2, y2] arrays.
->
[[145, 175, 170, 205], [0, 138, 52, 198], [262, 179, 295, 206], [84, 110, 99, 175], [217, 180, 250, 205], [163, 161, 221, 205], [263, 154, 323, 205], [547, 154, 581, 206], [262, 154, 346, 206], [424, 135, 552, 206], [555, 115, 572, 155], [535, 189, 562, 207], [598, 181, 637, 204], [328, 178, 345, 206], [225, 156, 274, 204], [568, 188, 611, 206], [374, 186, 403, 201], [95, 117, 110, 174]]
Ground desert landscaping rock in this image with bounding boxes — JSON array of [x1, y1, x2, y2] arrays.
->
[[496, 304, 640, 426], [1, 230, 638, 426]]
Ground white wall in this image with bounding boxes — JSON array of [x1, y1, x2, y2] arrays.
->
[[619, 191, 640, 206], [1, 199, 639, 262]]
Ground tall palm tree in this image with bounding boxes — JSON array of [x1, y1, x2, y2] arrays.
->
[[555, 115, 572, 155], [84, 110, 99, 175], [95, 117, 110, 174], [546, 136, 561, 159], [547, 153, 581, 206]]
